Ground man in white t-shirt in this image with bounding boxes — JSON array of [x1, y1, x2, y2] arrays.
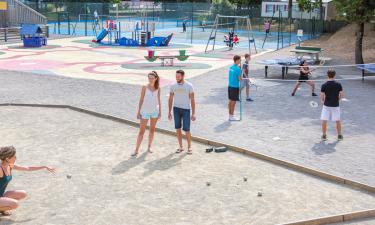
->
[[168, 70, 196, 155]]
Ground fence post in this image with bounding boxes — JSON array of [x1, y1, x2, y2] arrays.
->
[[68, 12, 70, 35], [85, 3, 88, 36], [4, 28, 7, 42], [57, 12, 61, 34], [190, 4, 193, 44]]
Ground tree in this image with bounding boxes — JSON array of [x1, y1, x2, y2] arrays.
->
[[210, 0, 235, 16], [333, 0, 375, 63]]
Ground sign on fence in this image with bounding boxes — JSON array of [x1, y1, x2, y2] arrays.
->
[[0, 1, 7, 11]]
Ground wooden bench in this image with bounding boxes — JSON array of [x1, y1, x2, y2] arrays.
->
[[144, 50, 189, 67]]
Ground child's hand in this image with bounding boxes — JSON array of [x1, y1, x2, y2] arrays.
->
[[45, 166, 56, 174]]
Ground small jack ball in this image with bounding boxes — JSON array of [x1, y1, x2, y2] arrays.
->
[[66, 174, 72, 179]]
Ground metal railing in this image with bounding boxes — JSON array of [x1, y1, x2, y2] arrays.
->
[[0, 25, 49, 42], [5, 0, 47, 27]]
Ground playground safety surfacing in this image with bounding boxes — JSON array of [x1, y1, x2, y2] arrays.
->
[[0, 37, 249, 86], [1, 105, 375, 225]]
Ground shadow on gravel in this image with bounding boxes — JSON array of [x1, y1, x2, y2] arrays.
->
[[142, 153, 186, 177], [111, 152, 148, 175], [311, 140, 339, 155]]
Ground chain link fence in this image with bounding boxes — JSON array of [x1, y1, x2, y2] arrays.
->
[[22, 1, 346, 50]]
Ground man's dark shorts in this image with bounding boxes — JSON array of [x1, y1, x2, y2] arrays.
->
[[173, 107, 191, 132], [228, 86, 240, 101]]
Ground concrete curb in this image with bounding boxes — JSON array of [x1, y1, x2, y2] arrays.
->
[[2, 103, 375, 224], [282, 209, 375, 225]]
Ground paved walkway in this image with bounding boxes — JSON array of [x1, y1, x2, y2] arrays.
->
[[0, 48, 374, 188]]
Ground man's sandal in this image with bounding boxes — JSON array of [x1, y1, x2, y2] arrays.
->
[[176, 148, 184, 153]]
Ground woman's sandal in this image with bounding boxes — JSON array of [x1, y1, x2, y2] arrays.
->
[[147, 149, 153, 153], [176, 148, 184, 154], [0, 211, 11, 216], [131, 152, 138, 157], [187, 148, 193, 155]]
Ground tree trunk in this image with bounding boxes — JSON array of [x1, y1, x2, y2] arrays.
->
[[355, 22, 364, 64], [319, 0, 323, 21]]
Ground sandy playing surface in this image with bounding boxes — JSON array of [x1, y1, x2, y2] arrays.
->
[[0, 106, 374, 225]]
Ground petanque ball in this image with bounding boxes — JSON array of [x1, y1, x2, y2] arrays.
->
[[66, 174, 72, 179], [243, 177, 247, 182], [257, 192, 262, 197], [206, 182, 211, 186]]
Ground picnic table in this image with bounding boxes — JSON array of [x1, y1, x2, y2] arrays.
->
[[145, 50, 189, 67], [357, 64, 375, 81], [290, 46, 323, 63], [258, 58, 315, 79], [158, 56, 177, 66]]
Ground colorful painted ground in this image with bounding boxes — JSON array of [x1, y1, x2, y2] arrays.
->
[[0, 37, 265, 86]]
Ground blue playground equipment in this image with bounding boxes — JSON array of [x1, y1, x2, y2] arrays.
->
[[20, 24, 47, 48], [92, 20, 172, 47]]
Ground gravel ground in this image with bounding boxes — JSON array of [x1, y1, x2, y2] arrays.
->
[[0, 45, 374, 188], [1, 106, 375, 225]]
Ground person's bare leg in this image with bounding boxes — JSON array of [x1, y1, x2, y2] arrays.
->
[[336, 121, 342, 135], [292, 82, 300, 95], [186, 131, 192, 153], [322, 120, 328, 135], [231, 101, 236, 115], [307, 81, 315, 93], [176, 128, 183, 149], [147, 118, 158, 153], [228, 101, 231, 116], [134, 119, 148, 155], [3, 190, 27, 200], [0, 197, 19, 215], [246, 86, 250, 98]]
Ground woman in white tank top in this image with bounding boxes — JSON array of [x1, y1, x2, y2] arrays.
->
[[133, 71, 161, 157]]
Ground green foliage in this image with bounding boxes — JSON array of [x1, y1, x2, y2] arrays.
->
[[333, 0, 375, 23], [297, 0, 319, 12], [228, 0, 261, 7], [210, 0, 235, 15]]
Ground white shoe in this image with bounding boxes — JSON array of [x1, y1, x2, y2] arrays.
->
[[229, 116, 239, 121]]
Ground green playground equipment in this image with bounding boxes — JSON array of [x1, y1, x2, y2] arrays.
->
[[144, 50, 190, 63]]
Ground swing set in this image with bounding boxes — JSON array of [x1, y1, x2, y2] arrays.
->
[[205, 15, 257, 56]]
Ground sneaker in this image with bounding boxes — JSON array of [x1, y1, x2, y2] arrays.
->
[[321, 134, 327, 141], [291, 92, 295, 96], [312, 93, 318, 96], [338, 135, 344, 141], [246, 98, 254, 102], [229, 116, 239, 121]]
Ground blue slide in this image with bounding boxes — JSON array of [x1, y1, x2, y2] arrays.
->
[[96, 29, 108, 43]]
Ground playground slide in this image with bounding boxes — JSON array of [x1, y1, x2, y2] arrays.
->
[[95, 29, 108, 43]]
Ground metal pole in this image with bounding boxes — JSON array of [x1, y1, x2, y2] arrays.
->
[[247, 18, 251, 56], [205, 15, 217, 53], [190, 4, 193, 44], [68, 13, 70, 35], [57, 12, 60, 34], [85, 4, 88, 36]]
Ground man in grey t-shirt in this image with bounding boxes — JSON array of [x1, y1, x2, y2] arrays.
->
[[168, 70, 196, 155]]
